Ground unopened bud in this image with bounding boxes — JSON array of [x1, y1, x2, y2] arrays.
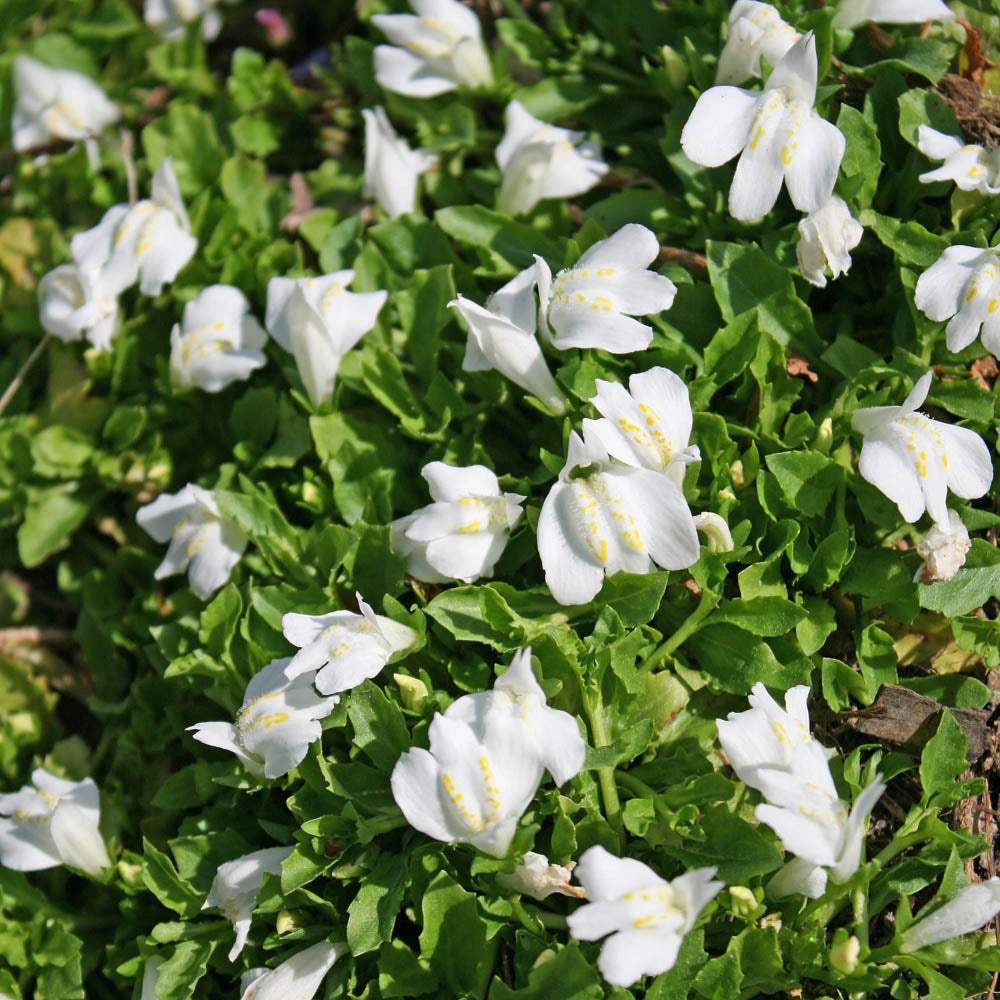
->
[[728, 886, 758, 917], [394, 673, 428, 709], [829, 933, 860, 974], [276, 910, 307, 934], [118, 858, 144, 888], [815, 417, 833, 453], [730, 459, 745, 488], [693, 512, 734, 553], [659, 45, 688, 90]]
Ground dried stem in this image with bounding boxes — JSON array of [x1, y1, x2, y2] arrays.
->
[[0, 333, 50, 418]]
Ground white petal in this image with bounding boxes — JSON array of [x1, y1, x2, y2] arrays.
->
[[830, 774, 886, 882], [917, 125, 963, 162], [50, 800, 110, 876], [391, 747, 465, 844], [537, 482, 607, 606], [680, 86, 761, 168], [783, 112, 846, 214], [858, 433, 928, 523], [728, 94, 786, 221], [766, 31, 817, 105], [599, 927, 681, 986], [372, 44, 458, 98], [938, 422, 994, 501], [754, 802, 841, 867], [422, 462, 500, 503], [902, 879, 1000, 951]]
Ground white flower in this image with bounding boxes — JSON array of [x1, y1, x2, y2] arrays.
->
[[136, 484, 248, 599], [265, 271, 387, 408], [693, 512, 735, 553], [498, 851, 585, 900], [144, 0, 230, 40], [37, 262, 120, 352], [716, 2, 800, 85], [391, 462, 525, 584], [169, 285, 268, 393], [915, 509, 970, 584], [567, 846, 722, 987], [717, 683, 886, 896], [833, 0, 955, 29], [239, 941, 347, 1000], [444, 647, 585, 786], [916, 126, 1000, 195], [582, 367, 700, 483], [0, 768, 111, 877], [281, 595, 418, 695], [851, 372, 993, 530], [371, 0, 493, 98], [188, 658, 338, 780], [449, 262, 568, 416], [537, 427, 700, 606], [681, 32, 845, 223], [204, 846, 294, 960], [390, 712, 542, 857], [362, 106, 438, 219], [901, 879, 1000, 951], [534, 225, 676, 353], [914, 244, 1000, 354], [11, 55, 119, 151], [70, 158, 197, 297], [495, 100, 608, 216], [796, 195, 863, 288]]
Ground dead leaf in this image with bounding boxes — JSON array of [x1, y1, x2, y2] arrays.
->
[[972, 355, 999, 390], [786, 351, 818, 383]]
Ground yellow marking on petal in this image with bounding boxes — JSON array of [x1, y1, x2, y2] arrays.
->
[[458, 521, 481, 534]]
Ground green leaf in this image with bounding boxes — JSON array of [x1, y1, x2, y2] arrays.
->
[[419, 871, 495, 999], [709, 597, 807, 637], [836, 104, 882, 208], [702, 311, 760, 386], [434, 206, 561, 275], [488, 944, 604, 999], [647, 928, 709, 1000], [765, 451, 841, 518], [495, 18, 556, 67], [17, 491, 91, 568], [30, 426, 92, 478], [347, 854, 407, 955], [584, 718, 654, 769], [220, 156, 278, 234], [597, 572, 670, 627], [686, 624, 812, 693], [378, 940, 438, 998], [920, 711, 968, 801], [141, 839, 204, 918], [142, 102, 225, 197], [152, 939, 214, 1000], [198, 583, 242, 660], [860, 210, 949, 268], [919, 564, 1000, 617], [347, 681, 411, 772], [856, 623, 898, 703]]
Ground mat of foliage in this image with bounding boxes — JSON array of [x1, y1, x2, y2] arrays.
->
[[3, 0, 1000, 998]]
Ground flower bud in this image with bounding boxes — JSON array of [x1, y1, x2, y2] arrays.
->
[[730, 459, 745, 488], [728, 885, 758, 917], [829, 932, 860, 974], [901, 879, 1000, 951], [693, 512, 734, 553], [394, 673, 429, 710], [815, 417, 833, 453]]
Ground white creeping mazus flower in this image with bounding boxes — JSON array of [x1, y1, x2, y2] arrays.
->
[[681, 32, 845, 223], [495, 100, 608, 217], [391, 462, 525, 584], [37, 262, 121, 352], [265, 271, 387, 408], [901, 879, 1000, 951], [717, 683, 886, 897], [833, 0, 955, 29], [188, 658, 338, 780], [11, 55, 119, 151], [914, 244, 1000, 354], [796, 195, 864, 288], [851, 372, 993, 530], [169, 285, 268, 392], [445, 647, 586, 786], [70, 158, 197, 298], [917, 126, 1000, 195], [282, 595, 418, 696], [449, 262, 568, 415], [534, 225, 676, 353], [204, 846, 293, 960], [136, 484, 248, 599], [498, 851, 585, 900], [567, 846, 723, 987], [537, 427, 701, 606], [915, 509, 971, 584], [239, 941, 348, 1000], [391, 711, 542, 857], [144, 0, 231, 41], [0, 768, 111, 877], [716, 2, 800, 85], [371, 0, 493, 98], [362, 106, 438, 219], [583, 367, 700, 482]]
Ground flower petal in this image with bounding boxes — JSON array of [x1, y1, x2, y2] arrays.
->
[[681, 86, 760, 168]]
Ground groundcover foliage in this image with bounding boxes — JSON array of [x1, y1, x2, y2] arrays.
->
[[4, 0, 1000, 997]]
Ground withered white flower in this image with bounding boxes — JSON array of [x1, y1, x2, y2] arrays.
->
[[716, 1, 799, 86], [567, 846, 722, 987], [390, 712, 542, 857], [282, 595, 418, 695], [136, 484, 248, 599], [70, 158, 197, 298], [449, 261, 568, 415], [916, 126, 1000, 195], [0, 768, 111, 878], [204, 846, 294, 960], [914, 244, 1000, 354], [265, 271, 387, 408], [915, 509, 970, 584], [188, 658, 338, 780], [537, 427, 700, 606], [498, 851, 585, 900], [851, 372, 993, 530], [445, 647, 585, 786], [11, 55, 119, 152], [534, 225, 676, 353], [362, 106, 438, 219], [391, 462, 525, 584], [717, 683, 886, 898], [681, 33, 844, 222], [169, 285, 268, 393], [495, 100, 608, 216], [796, 195, 863, 288], [371, 0, 493, 98]]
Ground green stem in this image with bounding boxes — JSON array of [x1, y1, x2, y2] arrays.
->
[[853, 885, 870, 951], [510, 898, 545, 936], [579, 679, 622, 847], [584, 59, 645, 88], [641, 588, 718, 673]]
